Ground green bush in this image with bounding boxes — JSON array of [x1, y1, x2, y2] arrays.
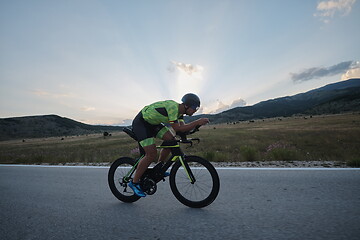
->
[[240, 146, 258, 162], [201, 151, 228, 162], [268, 148, 298, 161], [203, 151, 215, 161], [346, 158, 360, 167]]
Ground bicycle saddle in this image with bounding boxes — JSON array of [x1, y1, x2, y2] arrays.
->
[[123, 127, 138, 141]]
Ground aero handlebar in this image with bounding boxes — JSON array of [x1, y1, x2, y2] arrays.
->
[[176, 125, 201, 147]]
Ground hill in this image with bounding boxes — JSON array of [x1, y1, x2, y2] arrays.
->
[[186, 78, 360, 123], [0, 115, 123, 141], [1, 79, 359, 140]]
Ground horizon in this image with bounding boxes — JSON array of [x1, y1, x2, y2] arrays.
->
[[2, 77, 359, 126], [1, 1, 359, 125]]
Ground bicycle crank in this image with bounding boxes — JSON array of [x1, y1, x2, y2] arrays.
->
[[141, 178, 157, 195]]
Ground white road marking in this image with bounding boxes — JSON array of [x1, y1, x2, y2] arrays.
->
[[0, 164, 359, 170]]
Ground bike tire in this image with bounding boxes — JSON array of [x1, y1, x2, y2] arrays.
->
[[108, 157, 141, 203], [169, 156, 220, 208]]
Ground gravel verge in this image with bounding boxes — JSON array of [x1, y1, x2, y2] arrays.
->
[[211, 161, 350, 168], [22, 160, 352, 168]]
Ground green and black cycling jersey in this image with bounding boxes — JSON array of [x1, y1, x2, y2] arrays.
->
[[132, 100, 184, 147], [141, 100, 184, 125]]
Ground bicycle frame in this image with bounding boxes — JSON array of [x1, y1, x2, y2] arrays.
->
[[123, 142, 196, 184], [109, 125, 219, 208]]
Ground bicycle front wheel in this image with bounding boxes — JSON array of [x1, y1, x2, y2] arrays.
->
[[108, 157, 141, 203], [169, 156, 220, 208]]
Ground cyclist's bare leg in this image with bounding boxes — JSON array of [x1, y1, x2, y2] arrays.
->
[[158, 131, 175, 163], [132, 144, 157, 183], [158, 148, 170, 163]]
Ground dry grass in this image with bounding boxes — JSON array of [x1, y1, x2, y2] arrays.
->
[[1, 113, 359, 165], [0, 132, 133, 164], [187, 112, 360, 165]]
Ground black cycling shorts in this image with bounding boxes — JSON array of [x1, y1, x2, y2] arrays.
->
[[132, 112, 169, 147]]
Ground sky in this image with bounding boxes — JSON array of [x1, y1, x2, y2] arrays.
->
[[1, 0, 359, 125]]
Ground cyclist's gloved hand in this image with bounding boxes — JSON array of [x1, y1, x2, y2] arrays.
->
[[198, 118, 210, 126]]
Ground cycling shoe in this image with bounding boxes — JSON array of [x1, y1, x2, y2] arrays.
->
[[128, 181, 146, 197]]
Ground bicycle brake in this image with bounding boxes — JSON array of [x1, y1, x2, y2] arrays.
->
[[180, 140, 193, 148]]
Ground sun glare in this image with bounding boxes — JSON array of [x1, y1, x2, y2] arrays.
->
[[171, 61, 205, 100]]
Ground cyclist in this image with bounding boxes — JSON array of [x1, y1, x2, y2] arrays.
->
[[129, 93, 209, 197]]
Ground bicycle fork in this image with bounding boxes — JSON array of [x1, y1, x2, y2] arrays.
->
[[172, 155, 196, 184]]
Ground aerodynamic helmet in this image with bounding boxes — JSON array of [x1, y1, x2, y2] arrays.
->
[[181, 93, 200, 110]]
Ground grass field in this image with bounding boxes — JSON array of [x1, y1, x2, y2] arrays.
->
[[1, 112, 359, 166]]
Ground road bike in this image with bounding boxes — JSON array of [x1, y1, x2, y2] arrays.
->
[[108, 126, 220, 208]]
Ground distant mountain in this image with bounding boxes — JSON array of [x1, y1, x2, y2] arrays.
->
[[1, 79, 359, 140], [0, 115, 123, 141], [186, 78, 360, 123]]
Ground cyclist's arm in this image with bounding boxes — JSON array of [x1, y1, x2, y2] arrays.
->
[[170, 118, 209, 133], [179, 119, 185, 126]]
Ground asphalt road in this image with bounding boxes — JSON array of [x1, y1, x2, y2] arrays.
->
[[0, 165, 359, 240]]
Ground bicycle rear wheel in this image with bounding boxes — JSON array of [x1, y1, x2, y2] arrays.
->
[[108, 157, 141, 203], [169, 156, 220, 208]]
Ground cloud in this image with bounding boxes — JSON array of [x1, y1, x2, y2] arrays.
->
[[202, 98, 247, 114], [120, 119, 133, 126], [314, 0, 356, 23], [81, 106, 95, 112], [291, 61, 355, 83], [341, 61, 360, 80], [169, 61, 204, 76], [214, 100, 229, 113], [230, 98, 247, 108]]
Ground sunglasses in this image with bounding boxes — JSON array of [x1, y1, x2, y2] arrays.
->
[[190, 106, 200, 111]]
